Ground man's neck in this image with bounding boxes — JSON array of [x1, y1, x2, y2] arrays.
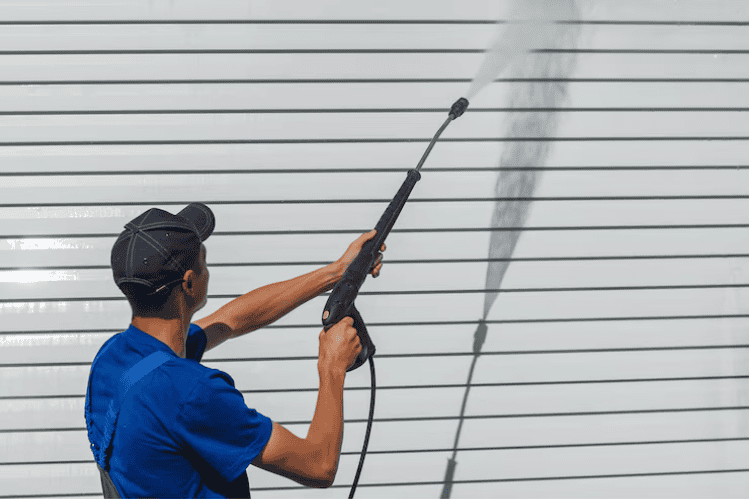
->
[[131, 315, 190, 358]]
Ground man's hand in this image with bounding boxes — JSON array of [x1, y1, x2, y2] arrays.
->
[[318, 317, 361, 375], [336, 230, 386, 279]]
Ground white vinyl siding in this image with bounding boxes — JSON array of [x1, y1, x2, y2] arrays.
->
[[1, 1, 749, 497]]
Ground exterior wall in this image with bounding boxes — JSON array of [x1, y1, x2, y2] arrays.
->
[[1, 1, 748, 497]]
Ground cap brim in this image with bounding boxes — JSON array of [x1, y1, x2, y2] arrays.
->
[[177, 203, 215, 242]]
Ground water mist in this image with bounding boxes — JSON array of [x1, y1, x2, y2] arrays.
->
[[440, 2, 581, 497]]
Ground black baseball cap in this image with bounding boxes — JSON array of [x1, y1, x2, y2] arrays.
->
[[111, 203, 215, 295]]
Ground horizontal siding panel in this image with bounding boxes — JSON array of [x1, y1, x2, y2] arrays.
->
[[463, 379, 748, 417], [4, 409, 747, 465], [565, 82, 746, 108], [1, 142, 506, 173], [1, 386, 467, 429], [2, 141, 748, 174], [259, 485, 441, 499], [1, 82, 748, 113], [1, 382, 747, 462], [1, 421, 456, 464], [2, 111, 747, 142], [0, 462, 99, 497], [2, 423, 426, 465], [0, 329, 340, 364], [542, 141, 749, 167], [110, 351, 749, 392], [232, 379, 749, 421], [319, 443, 749, 490], [5, 377, 748, 430], [2, 200, 749, 242], [220, 442, 749, 492], [0, 283, 745, 331], [2, 441, 748, 495], [2, 53, 749, 82], [0, 455, 442, 496], [2, 347, 744, 399], [0, 82, 499, 113], [0, 0, 745, 22], [450, 473, 749, 499], [3, 228, 749, 270], [452, 441, 749, 481], [460, 410, 749, 451], [1, 257, 745, 301], [0, 0, 510, 22], [0, 25, 504, 52], [248, 450, 440, 488], [586, 25, 749, 51], [0, 353, 469, 399], [3, 315, 749, 364], [1, 25, 748, 52], [0, 430, 91, 464], [536, 170, 749, 197], [0, 300, 134, 332], [4, 170, 749, 207]]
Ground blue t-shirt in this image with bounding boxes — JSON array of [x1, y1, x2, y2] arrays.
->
[[85, 324, 273, 498]]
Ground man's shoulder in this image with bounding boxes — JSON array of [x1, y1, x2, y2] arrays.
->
[[91, 335, 213, 398]]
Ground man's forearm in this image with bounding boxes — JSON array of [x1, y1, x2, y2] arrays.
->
[[306, 368, 346, 481], [219, 261, 344, 337], [249, 367, 347, 488]]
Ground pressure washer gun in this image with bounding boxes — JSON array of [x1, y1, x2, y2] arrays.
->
[[322, 97, 470, 371]]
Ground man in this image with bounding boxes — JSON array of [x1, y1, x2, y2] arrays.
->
[[84, 203, 385, 497]]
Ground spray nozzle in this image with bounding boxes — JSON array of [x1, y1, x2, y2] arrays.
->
[[449, 98, 469, 120]]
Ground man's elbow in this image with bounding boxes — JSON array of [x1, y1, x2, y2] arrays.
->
[[310, 461, 338, 488]]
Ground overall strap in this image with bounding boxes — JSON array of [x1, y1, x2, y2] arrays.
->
[[91, 350, 173, 497]]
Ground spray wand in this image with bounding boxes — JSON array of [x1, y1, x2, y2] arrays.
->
[[322, 97, 469, 497]]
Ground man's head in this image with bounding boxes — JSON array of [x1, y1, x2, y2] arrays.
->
[[111, 203, 215, 318]]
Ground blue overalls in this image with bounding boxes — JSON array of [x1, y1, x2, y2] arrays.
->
[[85, 350, 173, 498]]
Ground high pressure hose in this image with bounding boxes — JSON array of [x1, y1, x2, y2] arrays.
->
[[348, 356, 375, 498], [346, 98, 469, 498]]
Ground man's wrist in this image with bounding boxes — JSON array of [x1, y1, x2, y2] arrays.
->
[[327, 260, 345, 283], [319, 363, 347, 383]]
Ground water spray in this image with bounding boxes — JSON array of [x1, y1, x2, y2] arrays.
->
[[441, 2, 582, 497], [326, 3, 581, 496]]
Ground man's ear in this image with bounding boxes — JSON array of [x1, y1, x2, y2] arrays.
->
[[182, 269, 196, 294]]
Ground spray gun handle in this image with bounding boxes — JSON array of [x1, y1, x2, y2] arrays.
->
[[323, 302, 375, 372]]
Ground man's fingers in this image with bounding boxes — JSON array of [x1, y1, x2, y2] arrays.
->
[[343, 316, 355, 325], [360, 230, 377, 245], [371, 252, 384, 277]]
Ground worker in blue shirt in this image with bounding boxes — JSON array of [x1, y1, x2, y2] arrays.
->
[[85, 203, 385, 498]]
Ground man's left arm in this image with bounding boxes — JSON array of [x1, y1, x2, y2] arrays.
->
[[195, 230, 384, 352]]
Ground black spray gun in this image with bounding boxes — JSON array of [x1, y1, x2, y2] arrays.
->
[[321, 97, 469, 498], [322, 97, 469, 368]]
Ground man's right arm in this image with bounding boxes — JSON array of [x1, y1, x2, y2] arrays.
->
[[251, 317, 360, 488]]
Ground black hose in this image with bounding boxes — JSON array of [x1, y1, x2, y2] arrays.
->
[[349, 356, 376, 498]]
